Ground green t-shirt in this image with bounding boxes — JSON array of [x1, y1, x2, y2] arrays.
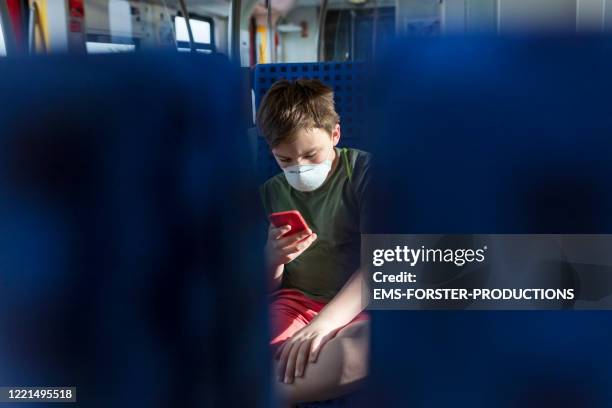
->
[[260, 147, 371, 301]]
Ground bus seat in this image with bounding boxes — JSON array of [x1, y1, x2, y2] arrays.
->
[[0, 52, 269, 408], [359, 36, 612, 407]]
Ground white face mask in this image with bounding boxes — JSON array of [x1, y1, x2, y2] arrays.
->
[[282, 149, 333, 192]]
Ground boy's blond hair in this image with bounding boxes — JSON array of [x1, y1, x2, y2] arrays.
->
[[256, 79, 340, 147]]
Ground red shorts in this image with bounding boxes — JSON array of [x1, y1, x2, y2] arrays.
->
[[269, 288, 369, 348]]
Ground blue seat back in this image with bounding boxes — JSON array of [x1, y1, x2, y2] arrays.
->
[[359, 37, 612, 407], [0, 52, 269, 408]]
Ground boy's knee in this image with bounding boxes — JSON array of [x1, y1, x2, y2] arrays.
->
[[337, 320, 370, 340], [334, 321, 370, 385]]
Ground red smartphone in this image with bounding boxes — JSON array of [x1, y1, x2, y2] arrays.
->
[[269, 210, 309, 237]]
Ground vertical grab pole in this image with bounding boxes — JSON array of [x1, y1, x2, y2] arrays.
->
[[316, 0, 328, 61], [177, 0, 195, 52], [266, 0, 274, 62], [229, 0, 242, 63], [0, 0, 17, 55], [28, 1, 45, 53]]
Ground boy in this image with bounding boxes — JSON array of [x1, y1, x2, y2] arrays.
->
[[258, 78, 371, 404]]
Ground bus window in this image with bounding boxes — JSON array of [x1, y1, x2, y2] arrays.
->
[[85, 0, 138, 53], [84, 0, 223, 54], [323, 6, 396, 62], [86, 42, 136, 53], [245, 0, 396, 65], [85, 0, 175, 53], [175, 15, 215, 52]]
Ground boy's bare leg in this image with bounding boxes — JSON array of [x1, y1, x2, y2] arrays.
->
[[274, 320, 370, 405]]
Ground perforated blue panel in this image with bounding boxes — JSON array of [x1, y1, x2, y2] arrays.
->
[[253, 62, 366, 183]]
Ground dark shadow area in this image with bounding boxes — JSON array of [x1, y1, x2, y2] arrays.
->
[[0, 52, 269, 408]]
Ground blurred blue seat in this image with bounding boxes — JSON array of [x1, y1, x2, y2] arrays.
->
[[252, 62, 367, 183], [359, 37, 612, 407], [0, 52, 269, 408]]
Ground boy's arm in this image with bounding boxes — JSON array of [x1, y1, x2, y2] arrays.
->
[[265, 223, 318, 293], [311, 267, 365, 328], [267, 263, 284, 291]]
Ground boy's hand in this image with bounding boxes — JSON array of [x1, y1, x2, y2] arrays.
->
[[265, 223, 317, 267], [275, 317, 341, 384]]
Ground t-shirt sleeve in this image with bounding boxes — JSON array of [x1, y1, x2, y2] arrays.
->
[[352, 151, 373, 234]]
